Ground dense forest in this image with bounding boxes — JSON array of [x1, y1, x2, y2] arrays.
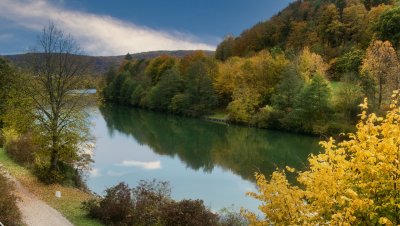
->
[[101, 0, 400, 135], [215, 0, 400, 61]]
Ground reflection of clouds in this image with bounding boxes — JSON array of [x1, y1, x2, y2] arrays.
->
[[121, 160, 161, 170], [89, 168, 101, 177]]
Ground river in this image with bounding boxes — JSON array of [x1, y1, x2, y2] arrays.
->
[[86, 104, 320, 213]]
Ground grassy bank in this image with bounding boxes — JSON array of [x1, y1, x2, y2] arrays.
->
[[0, 149, 102, 226]]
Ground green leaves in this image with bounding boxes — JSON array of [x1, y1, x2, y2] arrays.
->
[[375, 6, 400, 48], [292, 74, 332, 130], [103, 52, 218, 117]]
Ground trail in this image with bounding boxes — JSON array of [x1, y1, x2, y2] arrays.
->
[[1, 166, 73, 226]]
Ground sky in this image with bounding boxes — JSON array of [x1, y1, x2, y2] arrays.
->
[[0, 0, 292, 56]]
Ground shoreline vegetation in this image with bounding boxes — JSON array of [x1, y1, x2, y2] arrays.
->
[[0, 163, 22, 226], [99, 2, 400, 138], [100, 38, 399, 138], [0, 143, 247, 226], [244, 94, 400, 225], [98, 48, 355, 137], [0, 149, 102, 226]]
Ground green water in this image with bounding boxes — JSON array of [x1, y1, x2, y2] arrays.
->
[[87, 104, 320, 213]]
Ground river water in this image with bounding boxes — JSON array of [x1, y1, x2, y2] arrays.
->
[[86, 104, 320, 213]]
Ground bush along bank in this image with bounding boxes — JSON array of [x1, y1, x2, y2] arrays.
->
[[83, 180, 248, 226]]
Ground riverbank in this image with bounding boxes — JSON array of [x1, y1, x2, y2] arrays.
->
[[0, 149, 102, 226], [102, 99, 355, 138]]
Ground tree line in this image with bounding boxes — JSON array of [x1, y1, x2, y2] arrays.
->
[[101, 38, 400, 135], [101, 52, 218, 117]]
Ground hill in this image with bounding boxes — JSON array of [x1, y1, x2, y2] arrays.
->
[[2, 50, 214, 75], [215, 0, 399, 62]]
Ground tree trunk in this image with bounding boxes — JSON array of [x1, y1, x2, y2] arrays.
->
[[49, 149, 59, 171], [49, 133, 59, 171]]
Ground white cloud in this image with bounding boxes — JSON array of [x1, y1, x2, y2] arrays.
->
[[121, 160, 161, 170], [0, 0, 215, 55]]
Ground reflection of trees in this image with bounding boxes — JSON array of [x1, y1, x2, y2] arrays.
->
[[99, 105, 320, 181]]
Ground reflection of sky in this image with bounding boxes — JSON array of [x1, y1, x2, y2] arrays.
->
[[86, 108, 261, 213]]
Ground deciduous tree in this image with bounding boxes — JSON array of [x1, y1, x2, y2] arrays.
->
[[297, 47, 329, 82], [244, 92, 400, 225], [375, 6, 400, 48], [361, 40, 399, 109], [0, 58, 17, 127], [9, 23, 93, 183]]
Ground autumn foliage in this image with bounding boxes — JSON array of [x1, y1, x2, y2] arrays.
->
[[361, 40, 400, 109], [244, 91, 400, 225]]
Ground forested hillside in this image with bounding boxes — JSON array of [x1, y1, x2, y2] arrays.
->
[[102, 0, 400, 135], [215, 0, 399, 62], [3, 50, 214, 75]]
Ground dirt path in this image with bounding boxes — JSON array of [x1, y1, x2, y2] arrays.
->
[[1, 168, 73, 226]]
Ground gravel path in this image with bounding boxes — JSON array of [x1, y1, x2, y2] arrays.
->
[[1, 168, 73, 226]]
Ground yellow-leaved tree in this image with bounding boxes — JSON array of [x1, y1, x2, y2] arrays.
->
[[217, 50, 288, 123], [297, 47, 329, 82], [361, 40, 399, 110], [244, 91, 400, 225]]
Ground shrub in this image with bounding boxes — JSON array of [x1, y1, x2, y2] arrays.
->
[[83, 180, 230, 226], [244, 96, 400, 225], [5, 132, 37, 166], [83, 180, 170, 225], [250, 105, 274, 128], [34, 161, 84, 187], [83, 182, 133, 225], [130, 180, 171, 225], [218, 206, 249, 226], [0, 171, 22, 226], [250, 105, 284, 129], [160, 199, 219, 226]]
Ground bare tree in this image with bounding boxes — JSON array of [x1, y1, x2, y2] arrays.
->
[[22, 23, 93, 182]]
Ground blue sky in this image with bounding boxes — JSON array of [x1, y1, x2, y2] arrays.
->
[[0, 0, 292, 56]]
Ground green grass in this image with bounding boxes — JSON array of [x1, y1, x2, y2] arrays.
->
[[0, 149, 103, 226], [206, 109, 229, 121], [330, 81, 345, 96]]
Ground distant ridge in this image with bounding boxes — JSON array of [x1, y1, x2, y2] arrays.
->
[[2, 50, 214, 75]]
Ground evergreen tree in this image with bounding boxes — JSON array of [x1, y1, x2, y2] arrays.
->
[[147, 67, 183, 111], [272, 67, 304, 112], [184, 61, 217, 116], [125, 52, 133, 60], [293, 74, 332, 130]]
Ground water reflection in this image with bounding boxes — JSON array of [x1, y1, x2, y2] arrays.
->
[[99, 104, 320, 182]]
